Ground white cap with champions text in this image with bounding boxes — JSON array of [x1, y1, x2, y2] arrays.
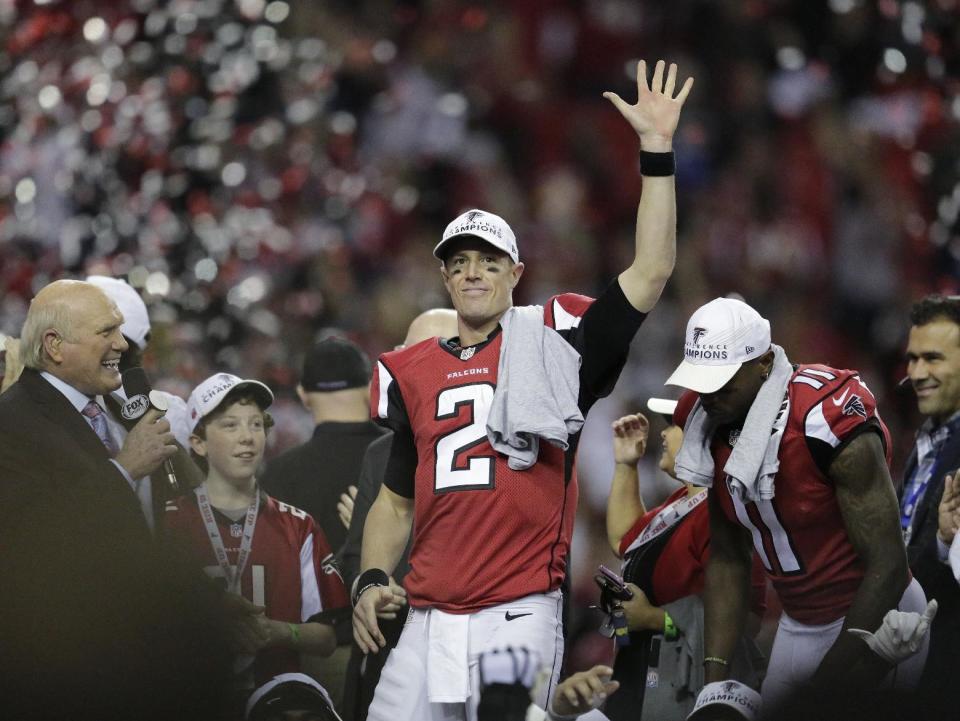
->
[[665, 297, 771, 394], [186, 373, 274, 432], [433, 208, 519, 264]]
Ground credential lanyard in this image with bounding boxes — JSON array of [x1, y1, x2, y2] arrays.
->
[[195, 484, 259, 595], [624, 489, 708, 556]]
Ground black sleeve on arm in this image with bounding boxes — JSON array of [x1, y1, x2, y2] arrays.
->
[[383, 423, 416, 499], [807, 419, 885, 477], [577, 280, 647, 400]]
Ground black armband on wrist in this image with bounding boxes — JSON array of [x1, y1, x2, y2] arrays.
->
[[639, 150, 675, 177], [353, 568, 389, 606]]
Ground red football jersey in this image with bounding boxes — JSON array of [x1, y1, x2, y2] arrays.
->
[[704, 364, 892, 625], [164, 490, 349, 684], [619, 487, 767, 614], [373, 292, 641, 612]]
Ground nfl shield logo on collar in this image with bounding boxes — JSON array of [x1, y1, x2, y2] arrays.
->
[[460, 347, 475, 361], [230, 524, 243, 538]]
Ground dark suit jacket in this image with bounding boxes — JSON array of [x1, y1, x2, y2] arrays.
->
[[260, 420, 389, 554], [902, 429, 960, 701], [0, 369, 229, 721]]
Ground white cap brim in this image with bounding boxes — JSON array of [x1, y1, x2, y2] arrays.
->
[[646, 397, 678, 418], [665, 359, 742, 394], [433, 233, 517, 264]]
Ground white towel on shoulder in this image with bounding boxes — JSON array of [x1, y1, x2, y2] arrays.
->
[[674, 344, 792, 502]]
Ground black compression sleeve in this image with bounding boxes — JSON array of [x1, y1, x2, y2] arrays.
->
[[383, 422, 417, 498], [578, 279, 647, 399]]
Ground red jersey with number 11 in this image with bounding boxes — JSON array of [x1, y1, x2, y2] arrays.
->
[[705, 364, 893, 625]]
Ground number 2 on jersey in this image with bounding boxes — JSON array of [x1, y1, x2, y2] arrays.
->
[[434, 383, 495, 493]]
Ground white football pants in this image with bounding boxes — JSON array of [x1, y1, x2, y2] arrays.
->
[[761, 577, 928, 715], [367, 590, 564, 721]]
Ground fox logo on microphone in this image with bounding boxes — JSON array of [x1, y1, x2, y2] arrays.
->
[[121, 394, 150, 421]]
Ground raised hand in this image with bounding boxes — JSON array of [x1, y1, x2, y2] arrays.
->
[[603, 59, 694, 151], [611, 413, 650, 466]]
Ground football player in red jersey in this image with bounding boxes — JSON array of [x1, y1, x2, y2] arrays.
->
[[164, 373, 349, 703], [351, 59, 694, 721], [664, 297, 929, 717]]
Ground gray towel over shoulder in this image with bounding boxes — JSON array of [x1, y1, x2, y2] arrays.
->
[[486, 305, 583, 471]]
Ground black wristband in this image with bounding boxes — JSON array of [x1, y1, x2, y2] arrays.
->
[[639, 150, 675, 177], [353, 568, 390, 606]]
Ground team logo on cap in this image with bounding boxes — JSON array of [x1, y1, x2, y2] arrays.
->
[[692, 327, 708, 345], [467, 210, 483, 222]]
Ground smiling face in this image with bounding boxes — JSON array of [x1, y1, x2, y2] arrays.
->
[[191, 397, 267, 486], [907, 319, 960, 423], [44, 286, 128, 396], [440, 237, 524, 343]]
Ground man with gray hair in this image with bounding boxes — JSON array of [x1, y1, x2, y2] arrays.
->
[[0, 279, 220, 721]]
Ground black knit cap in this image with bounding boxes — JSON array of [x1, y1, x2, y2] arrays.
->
[[301, 336, 372, 392]]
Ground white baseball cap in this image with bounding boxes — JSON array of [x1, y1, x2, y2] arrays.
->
[[665, 297, 771, 394], [86, 275, 151, 350], [245, 673, 339, 721], [646, 397, 678, 418], [688, 680, 761, 721], [433, 208, 519, 264], [187, 372, 274, 432]]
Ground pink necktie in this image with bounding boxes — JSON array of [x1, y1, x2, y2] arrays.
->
[[82, 400, 118, 456]]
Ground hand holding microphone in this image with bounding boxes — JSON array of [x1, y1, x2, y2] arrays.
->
[[114, 368, 179, 485]]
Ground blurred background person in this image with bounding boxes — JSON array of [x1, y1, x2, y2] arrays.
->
[[260, 335, 388, 708], [602, 399, 765, 720]]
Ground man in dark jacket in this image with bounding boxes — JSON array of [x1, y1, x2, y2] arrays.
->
[[902, 294, 960, 715], [0, 280, 228, 721], [260, 335, 388, 708]]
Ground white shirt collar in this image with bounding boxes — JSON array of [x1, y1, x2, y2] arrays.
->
[[39, 371, 105, 414]]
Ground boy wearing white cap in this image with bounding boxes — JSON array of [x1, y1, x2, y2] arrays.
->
[[665, 297, 930, 716], [356, 60, 694, 721], [164, 373, 350, 701]]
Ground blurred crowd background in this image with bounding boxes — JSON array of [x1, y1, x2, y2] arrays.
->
[[1, 0, 958, 671]]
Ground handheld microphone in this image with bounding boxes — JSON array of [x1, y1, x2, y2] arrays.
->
[[121, 367, 180, 494]]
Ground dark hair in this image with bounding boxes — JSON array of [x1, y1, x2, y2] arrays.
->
[[910, 294, 960, 328], [190, 389, 273, 474]]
